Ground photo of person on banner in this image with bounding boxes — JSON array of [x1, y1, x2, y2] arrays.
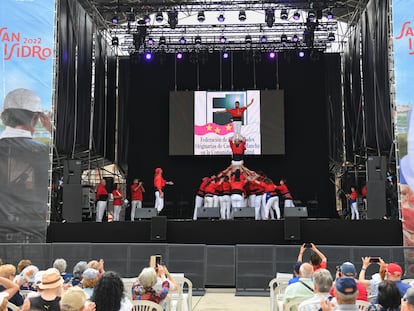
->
[[0, 88, 51, 243]]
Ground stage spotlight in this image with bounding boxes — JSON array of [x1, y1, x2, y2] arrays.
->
[[298, 50, 305, 58], [195, 35, 202, 45], [265, 8, 275, 27], [326, 10, 333, 20], [144, 51, 153, 60], [269, 51, 276, 59], [222, 50, 229, 59], [144, 14, 151, 23], [281, 34, 287, 43], [159, 36, 167, 46], [179, 36, 186, 44], [292, 34, 299, 43], [147, 38, 154, 45], [197, 11, 205, 22], [328, 32, 335, 41], [217, 13, 225, 22], [111, 36, 119, 46], [168, 10, 178, 29], [293, 11, 300, 20], [220, 35, 227, 44], [280, 9, 288, 20], [245, 35, 252, 45], [308, 10, 316, 21], [260, 35, 267, 43], [176, 52, 183, 59], [111, 15, 118, 24], [239, 10, 246, 21], [155, 12, 164, 23]]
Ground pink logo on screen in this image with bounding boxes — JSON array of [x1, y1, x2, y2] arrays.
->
[[194, 123, 233, 136], [395, 21, 414, 55]]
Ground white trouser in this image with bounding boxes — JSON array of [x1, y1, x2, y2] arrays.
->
[[284, 199, 295, 208], [351, 202, 359, 220], [213, 195, 219, 208], [155, 191, 164, 212], [248, 194, 256, 208], [266, 196, 280, 219], [193, 195, 204, 220], [233, 121, 242, 140], [231, 194, 244, 208], [219, 195, 231, 219], [131, 200, 142, 221], [261, 194, 274, 220], [96, 201, 107, 222], [254, 194, 263, 220], [113, 205, 121, 221], [204, 195, 214, 208]]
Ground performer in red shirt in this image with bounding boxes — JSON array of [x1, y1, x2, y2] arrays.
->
[[112, 183, 123, 222], [217, 175, 232, 220], [96, 179, 108, 222], [229, 137, 246, 169], [230, 169, 247, 211], [217, 99, 254, 140], [346, 186, 359, 220], [130, 178, 145, 221], [193, 176, 210, 220], [203, 177, 218, 208], [154, 168, 174, 214], [275, 179, 295, 208]]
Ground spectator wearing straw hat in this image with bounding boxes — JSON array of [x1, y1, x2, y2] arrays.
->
[[60, 286, 95, 311]]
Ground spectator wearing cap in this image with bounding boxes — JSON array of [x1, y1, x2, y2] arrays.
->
[[0, 264, 24, 308], [385, 263, 411, 297], [0, 88, 52, 243], [299, 269, 333, 311], [403, 287, 414, 311], [53, 259, 73, 284], [21, 268, 63, 311], [60, 286, 95, 311], [330, 262, 368, 301], [283, 263, 315, 309], [330, 277, 360, 311], [289, 262, 303, 285], [81, 269, 99, 297]]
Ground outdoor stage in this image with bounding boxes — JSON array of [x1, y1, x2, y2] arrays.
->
[[47, 218, 403, 246]]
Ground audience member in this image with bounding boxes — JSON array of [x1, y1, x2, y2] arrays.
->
[[321, 277, 360, 311], [367, 280, 401, 311], [297, 243, 328, 271], [72, 261, 88, 286], [0, 276, 19, 306], [0, 264, 24, 307], [60, 286, 95, 311], [17, 260, 32, 274], [330, 262, 368, 301], [81, 269, 99, 297], [298, 269, 333, 311], [53, 259, 73, 284], [0, 259, 3, 266], [21, 268, 63, 311], [402, 287, 414, 311], [91, 271, 132, 311], [0, 292, 8, 311], [385, 263, 411, 297], [358, 256, 386, 297], [19, 265, 39, 291], [283, 263, 314, 309], [289, 262, 303, 285], [87, 260, 105, 277]]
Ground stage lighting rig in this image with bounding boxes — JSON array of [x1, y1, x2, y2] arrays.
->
[[111, 36, 119, 46], [280, 9, 288, 20], [239, 10, 246, 22], [155, 12, 164, 23], [197, 11, 205, 22], [168, 10, 178, 29], [217, 13, 225, 22], [265, 9, 275, 28]]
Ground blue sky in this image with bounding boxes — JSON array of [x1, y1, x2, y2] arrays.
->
[[393, 0, 414, 106]]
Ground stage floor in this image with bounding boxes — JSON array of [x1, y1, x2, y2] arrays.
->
[[47, 218, 403, 246]]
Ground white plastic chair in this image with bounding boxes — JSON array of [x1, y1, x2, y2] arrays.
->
[[269, 274, 292, 311], [168, 274, 192, 311], [356, 300, 371, 310], [132, 300, 163, 311], [122, 277, 137, 302], [284, 297, 308, 311]]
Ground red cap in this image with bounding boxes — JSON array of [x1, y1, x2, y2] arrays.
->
[[386, 263, 402, 276]]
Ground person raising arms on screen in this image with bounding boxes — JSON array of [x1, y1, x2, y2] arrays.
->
[[154, 168, 174, 214], [217, 99, 254, 140]]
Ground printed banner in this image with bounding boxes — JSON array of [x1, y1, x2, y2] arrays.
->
[[0, 0, 55, 242], [393, 0, 414, 273]]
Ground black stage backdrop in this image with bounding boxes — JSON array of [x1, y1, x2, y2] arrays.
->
[[121, 52, 340, 218]]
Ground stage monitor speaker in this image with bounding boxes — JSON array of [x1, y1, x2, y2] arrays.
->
[[233, 207, 255, 218], [134, 208, 157, 219], [197, 207, 220, 219], [284, 206, 308, 218], [366, 180, 386, 219], [367, 156, 387, 181], [284, 217, 301, 240], [63, 184, 82, 222], [151, 216, 167, 241], [63, 159, 81, 184]]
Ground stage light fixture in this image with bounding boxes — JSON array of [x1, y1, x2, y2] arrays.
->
[[260, 35, 267, 43], [195, 35, 202, 45], [327, 10, 333, 20], [280, 9, 288, 20], [245, 35, 252, 45], [328, 32, 335, 41], [144, 51, 153, 60], [176, 52, 183, 59], [144, 14, 151, 23], [239, 10, 246, 21], [265, 8, 275, 28], [197, 11, 205, 22], [292, 34, 299, 43], [293, 11, 300, 20], [159, 36, 167, 46], [147, 38, 154, 45], [269, 51, 276, 59], [298, 50, 305, 58], [179, 36, 186, 44], [111, 36, 119, 46], [217, 13, 225, 22], [308, 10, 316, 21], [222, 51, 229, 59], [155, 12, 164, 23], [168, 10, 178, 29], [281, 34, 287, 43], [111, 15, 118, 24], [220, 35, 227, 43]]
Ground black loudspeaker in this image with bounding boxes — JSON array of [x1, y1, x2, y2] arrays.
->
[[367, 156, 387, 181], [151, 216, 167, 241], [63, 184, 82, 222], [284, 217, 301, 240], [366, 180, 386, 219], [63, 160, 81, 184]]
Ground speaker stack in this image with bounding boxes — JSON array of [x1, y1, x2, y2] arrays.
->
[[366, 156, 387, 219], [62, 159, 82, 222]]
